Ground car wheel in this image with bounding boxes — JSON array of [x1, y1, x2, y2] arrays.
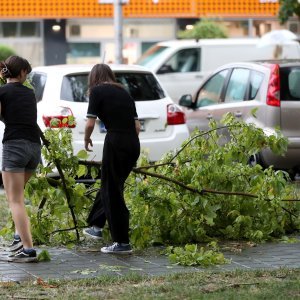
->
[[248, 153, 264, 167]]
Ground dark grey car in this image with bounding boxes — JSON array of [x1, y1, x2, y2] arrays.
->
[[179, 60, 300, 172]]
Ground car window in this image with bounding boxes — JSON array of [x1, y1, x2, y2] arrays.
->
[[28, 72, 47, 102], [249, 70, 264, 100], [280, 67, 300, 100], [224, 68, 250, 103], [61, 74, 88, 102], [136, 45, 168, 68], [159, 48, 201, 73], [60, 72, 165, 102], [196, 69, 228, 107], [115, 72, 165, 101]]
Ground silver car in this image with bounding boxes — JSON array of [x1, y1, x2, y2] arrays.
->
[[179, 60, 300, 172]]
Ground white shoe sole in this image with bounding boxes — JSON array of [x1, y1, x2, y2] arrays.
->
[[7, 257, 38, 263], [101, 247, 132, 254], [83, 229, 102, 240]]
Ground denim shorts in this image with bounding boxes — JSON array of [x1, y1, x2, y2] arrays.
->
[[2, 139, 41, 173]]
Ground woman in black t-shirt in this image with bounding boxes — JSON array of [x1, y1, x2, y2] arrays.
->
[[83, 63, 140, 254], [0, 56, 41, 263]]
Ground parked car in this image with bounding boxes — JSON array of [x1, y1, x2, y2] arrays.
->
[[136, 39, 300, 102], [178, 59, 300, 172], [25, 64, 189, 166], [0, 64, 189, 184]]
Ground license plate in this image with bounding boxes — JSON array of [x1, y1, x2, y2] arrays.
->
[[99, 119, 145, 133], [99, 121, 107, 133]]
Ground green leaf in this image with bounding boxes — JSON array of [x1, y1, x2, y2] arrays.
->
[[76, 165, 87, 178], [37, 250, 51, 262], [76, 149, 89, 160], [251, 107, 258, 118]]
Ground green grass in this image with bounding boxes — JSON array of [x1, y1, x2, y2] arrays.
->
[[0, 268, 300, 299]]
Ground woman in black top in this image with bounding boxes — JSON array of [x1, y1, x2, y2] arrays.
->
[[83, 63, 140, 254], [0, 56, 41, 262]]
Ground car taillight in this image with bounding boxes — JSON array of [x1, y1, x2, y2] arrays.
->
[[167, 103, 186, 125], [266, 64, 280, 107], [43, 106, 76, 128]]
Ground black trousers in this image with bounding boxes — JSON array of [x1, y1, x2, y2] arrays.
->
[[87, 131, 140, 244]]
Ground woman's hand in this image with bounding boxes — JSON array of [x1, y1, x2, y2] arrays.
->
[[85, 137, 93, 152]]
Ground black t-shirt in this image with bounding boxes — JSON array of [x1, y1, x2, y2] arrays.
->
[[0, 82, 40, 144], [87, 83, 138, 133]]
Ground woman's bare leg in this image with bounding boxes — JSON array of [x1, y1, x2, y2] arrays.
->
[[3, 171, 33, 249]]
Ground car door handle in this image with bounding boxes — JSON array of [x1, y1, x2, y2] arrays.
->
[[206, 113, 213, 120], [234, 111, 242, 118]]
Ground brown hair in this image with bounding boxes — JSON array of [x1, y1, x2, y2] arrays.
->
[[88, 63, 122, 94], [0, 55, 32, 79]]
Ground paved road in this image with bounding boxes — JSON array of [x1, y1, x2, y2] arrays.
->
[[0, 238, 300, 283]]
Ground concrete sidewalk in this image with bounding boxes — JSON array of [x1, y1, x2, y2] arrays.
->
[[0, 238, 300, 283]]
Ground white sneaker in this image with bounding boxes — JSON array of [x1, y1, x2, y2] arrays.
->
[[83, 227, 103, 240], [101, 242, 132, 254]]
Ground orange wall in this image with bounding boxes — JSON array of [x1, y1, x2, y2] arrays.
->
[[0, 0, 279, 19]]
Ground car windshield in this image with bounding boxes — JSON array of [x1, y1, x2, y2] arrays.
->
[[29, 71, 165, 102], [136, 45, 168, 68], [60, 71, 165, 102]]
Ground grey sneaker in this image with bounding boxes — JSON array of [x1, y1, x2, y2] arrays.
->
[[83, 227, 103, 240], [6, 235, 23, 252], [7, 248, 38, 263], [101, 242, 132, 254]]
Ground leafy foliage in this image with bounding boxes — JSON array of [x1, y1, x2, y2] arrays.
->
[[278, 0, 300, 24], [126, 113, 299, 248], [25, 125, 99, 245], [37, 249, 51, 262], [0, 45, 16, 62], [178, 19, 228, 39], [166, 242, 229, 266], [2, 113, 299, 259]]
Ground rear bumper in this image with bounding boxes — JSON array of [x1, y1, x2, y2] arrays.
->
[[73, 124, 190, 162], [261, 140, 300, 170]]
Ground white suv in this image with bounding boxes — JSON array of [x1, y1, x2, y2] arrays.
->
[[136, 39, 300, 102], [28, 64, 189, 163]]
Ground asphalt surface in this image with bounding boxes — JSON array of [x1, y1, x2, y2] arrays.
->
[[0, 237, 300, 283]]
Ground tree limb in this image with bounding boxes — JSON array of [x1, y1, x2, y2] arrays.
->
[[39, 127, 80, 241]]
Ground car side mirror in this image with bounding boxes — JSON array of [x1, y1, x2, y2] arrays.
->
[[157, 64, 174, 74], [179, 94, 193, 107]]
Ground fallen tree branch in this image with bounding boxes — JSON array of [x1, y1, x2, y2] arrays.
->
[[133, 168, 298, 218], [50, 226, 86, 235], [80, 159, 300, 205], [39, 127, 80, 241]]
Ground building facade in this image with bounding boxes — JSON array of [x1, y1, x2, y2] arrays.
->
[[0, 0, 296, 66]]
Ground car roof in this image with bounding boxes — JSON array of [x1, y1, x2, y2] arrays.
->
[[156, 38, 261, 48], [212, 59, 300, 72], [251, 59, 300, 67], [32, 63, 153, 74]]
